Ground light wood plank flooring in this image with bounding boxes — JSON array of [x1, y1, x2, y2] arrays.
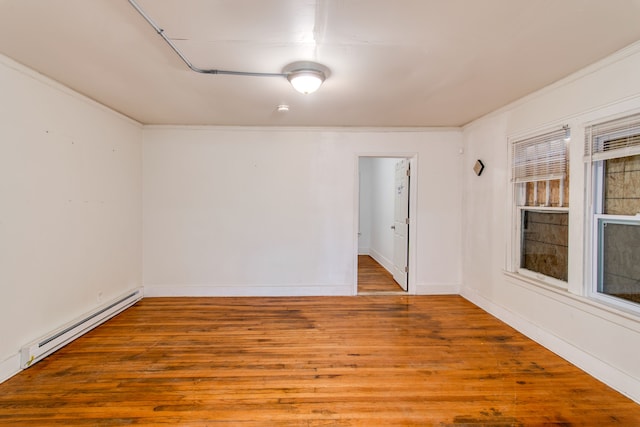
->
[[358, 255, 405, 294], [1, 296, 639, 425]]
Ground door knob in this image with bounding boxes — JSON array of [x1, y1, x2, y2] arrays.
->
[[390, 225, 396, 230]]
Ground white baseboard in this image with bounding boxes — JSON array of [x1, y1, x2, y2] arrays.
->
[[144, 284, 353, 297], [369, 248, 394, 275], [414, 282, 460, 295], [0, 353, 20, 384], [461, 286, 640, 405]]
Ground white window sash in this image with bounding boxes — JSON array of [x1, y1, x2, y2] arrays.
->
[[514, 206, 569, 288], [590, 214, 640, 314]]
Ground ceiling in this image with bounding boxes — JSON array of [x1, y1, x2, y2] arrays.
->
[[1, 1, 640, 127]]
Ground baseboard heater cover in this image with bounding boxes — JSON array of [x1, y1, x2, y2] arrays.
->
[[20, 287, 143, 369]]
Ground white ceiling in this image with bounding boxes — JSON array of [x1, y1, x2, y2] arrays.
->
[[1, 0, 640, 127]]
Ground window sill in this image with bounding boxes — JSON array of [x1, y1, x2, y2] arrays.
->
[[513, 268, 568, 290], [503, 270, 640, 332]]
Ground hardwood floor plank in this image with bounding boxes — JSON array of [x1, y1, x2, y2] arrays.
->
[[0, 296, 638, 425], [357, 255, 404, 293]]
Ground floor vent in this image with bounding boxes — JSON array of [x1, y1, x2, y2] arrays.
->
[[20, 287, 143, 368]]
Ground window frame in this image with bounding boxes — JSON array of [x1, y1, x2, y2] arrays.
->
[[590, 213, 640, 313], [508, 125, 570, 288], [585, 111, 640, 314]]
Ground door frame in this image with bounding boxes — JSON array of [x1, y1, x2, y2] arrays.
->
[[354, 153, 418, 295]]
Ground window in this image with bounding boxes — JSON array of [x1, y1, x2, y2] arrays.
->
[[586, 112, 640, 309], [511, 126, 570, 284]]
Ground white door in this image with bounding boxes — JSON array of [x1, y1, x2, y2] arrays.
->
[[392, 159, 410, 290]]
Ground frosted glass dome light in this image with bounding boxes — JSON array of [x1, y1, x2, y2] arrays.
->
[[288, 69, 325, 94], [284, 61, 330, 95]]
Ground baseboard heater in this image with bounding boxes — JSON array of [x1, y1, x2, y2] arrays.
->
[[20, 287, 143, 369]]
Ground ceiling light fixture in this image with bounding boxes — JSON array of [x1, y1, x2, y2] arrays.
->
[[128, 0, 329, 95], [288, 70, 324, 94], [283, 61, 329, 95]]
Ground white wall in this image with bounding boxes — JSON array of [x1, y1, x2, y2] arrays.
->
[[368, 157, 397, 272], [143, 127, 463, 296], [0, 55, 142, 381], [357, 158, 372, 254], [462, 41, 640, 403]]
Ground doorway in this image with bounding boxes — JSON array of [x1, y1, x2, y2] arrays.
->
[[357, 156, 412, 295]]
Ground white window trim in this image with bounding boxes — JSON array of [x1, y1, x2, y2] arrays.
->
[[588, 212, 640, 316], [507, 125, 570, 288], [584, 109, 640, 315]]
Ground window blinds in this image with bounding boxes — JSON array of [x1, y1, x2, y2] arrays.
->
[[512, 127, 568, 183], [585, 111, 640, 161]]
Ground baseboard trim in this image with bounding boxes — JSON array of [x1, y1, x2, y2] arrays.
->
[[144, 284, 353, 297], [369, 249, 394, 275], [0, 353, 20, 384], [461, 286, 640, 405]]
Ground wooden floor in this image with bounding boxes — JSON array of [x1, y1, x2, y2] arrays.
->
[[358, 255, 405, 294], [1, 296, 639, 426]]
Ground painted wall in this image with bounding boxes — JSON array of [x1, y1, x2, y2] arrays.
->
[[357, 158, 373, 254], [0, 55, 142, 381], [369, 158, 397, 272], [461, 41, 640, 403], [358, 157, 397, 274], [143, 128, 463, 296]]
